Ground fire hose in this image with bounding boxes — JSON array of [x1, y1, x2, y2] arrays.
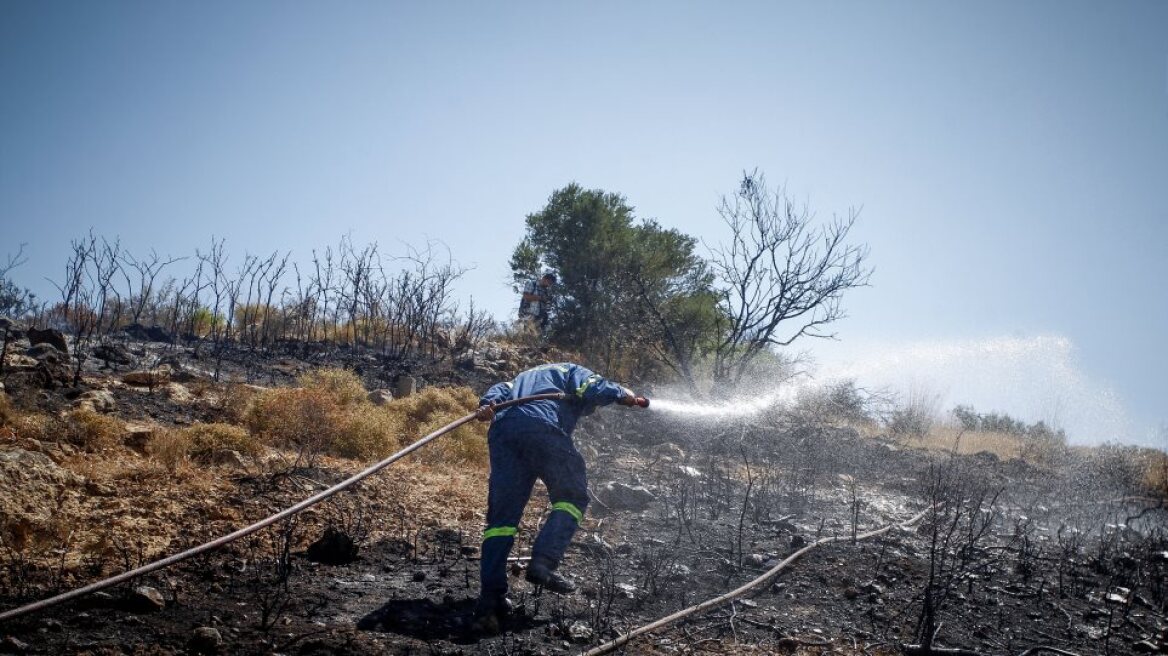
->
[[0, 391, 619, 624]]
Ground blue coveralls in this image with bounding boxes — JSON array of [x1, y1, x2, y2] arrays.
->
[[478, 362, 628, 603]]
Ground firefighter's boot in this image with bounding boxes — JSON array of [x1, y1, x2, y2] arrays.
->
[[525, 558, 576, 594]]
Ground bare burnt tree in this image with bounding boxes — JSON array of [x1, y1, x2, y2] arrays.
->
[[710, 170, 870, 384], [197, 238, 229, 377], [310, 245, 340, 344], [908, 457, 1003, 654], [51, 234, 106, 385], [120, 249, 185, 326], [92, 236, 125, 338], [448, 298, 496, 352], [1, 243, 33, 375], [338, 236, 379, 347]]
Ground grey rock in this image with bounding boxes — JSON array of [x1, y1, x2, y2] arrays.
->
[[26, 343, 65, 362], [127, 585, 165, 612], [93, 343, 133, 366], [26, 327, 68, 355], [73, 389, 116, 413], [367, 389, 394, 406], [0, 449, 83, 528], [568, 621, 593, 642], [0, 317, 26, 335], [306, 527, 358, 565], [209, 449, 248, 469], [123, 323, 173, 343], [615, 582, 638, 598], [189, 626, 223, 654], [395, 376, 416, 398], [596, 481, 655, 511], [790, 535, 808, 549]]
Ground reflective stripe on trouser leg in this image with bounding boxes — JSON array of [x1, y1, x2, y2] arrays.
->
[[481, 424, 537, 601], [551, 501, 583, 523], [530, 431, 590, 570], [480, 526, 517, 600]]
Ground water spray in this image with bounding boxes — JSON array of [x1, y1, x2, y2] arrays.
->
[[646, 386, 805, 419]]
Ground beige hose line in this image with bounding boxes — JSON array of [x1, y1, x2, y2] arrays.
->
[[581, 506, 931, 656]]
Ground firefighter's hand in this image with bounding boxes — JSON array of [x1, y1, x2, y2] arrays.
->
[[617, 387, 638, 406], [475, 403, 496, 422]]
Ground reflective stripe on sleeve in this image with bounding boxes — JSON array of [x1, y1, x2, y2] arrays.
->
[[575, 374, 602, 398]]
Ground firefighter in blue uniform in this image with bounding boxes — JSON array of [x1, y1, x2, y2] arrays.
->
[[471, 362, 642, 633]]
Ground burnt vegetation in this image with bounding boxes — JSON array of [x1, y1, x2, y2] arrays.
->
[[0, 183, 1166, 656]]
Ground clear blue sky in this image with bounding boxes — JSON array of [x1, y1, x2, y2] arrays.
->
[[1, 1, 1165, 445]]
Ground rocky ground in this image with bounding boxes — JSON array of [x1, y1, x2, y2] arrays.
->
[[1, 327, 1166, 655]]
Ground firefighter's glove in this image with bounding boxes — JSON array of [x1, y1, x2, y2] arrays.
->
[[475, 403, 496, 422], [616, 387, 638, 407]]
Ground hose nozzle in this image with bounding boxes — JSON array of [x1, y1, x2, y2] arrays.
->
[[634, 396, 650, 408]]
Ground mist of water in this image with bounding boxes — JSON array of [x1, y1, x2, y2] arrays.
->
[[646, 334, 1151, 446]]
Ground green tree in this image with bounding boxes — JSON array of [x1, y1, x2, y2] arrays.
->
[[513, 184, 717, 381]]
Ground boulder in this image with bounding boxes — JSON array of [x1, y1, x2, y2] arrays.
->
[[92, 343, 133, 366], [126, 585, 165, 612], [0, 317, 25, 336], [188, 627, 223, 655], [596, 481, 656, 511], [26, 327, 68, 355], [122, 423, 155, 452], [305, 527, 358, 565], [26, 343, 65, 362], [367, 389, 394, 406], [122, 323, 173, 343], [73, 389, 116, 413], [208, 449, 248, 469], [123, 365, 172, 387], [567, 621, 593, 643], [3, 353, 37, 369], [394, 375, 416, 398], [0, 448, 83, 532], [164, 382, 193, 403]]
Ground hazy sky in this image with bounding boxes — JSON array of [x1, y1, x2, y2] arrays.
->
[[1, 1, 1165, 445]]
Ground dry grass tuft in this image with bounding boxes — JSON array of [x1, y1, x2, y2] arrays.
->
[[390, 386, 486, 466], [1145, 450, 1168, 497], [184, 422, 261, 459], [895, 424, 1067, 465], [147, 429, 192, 471], [218, 383, 264, 424], [243, 368, 486, 466], [0, 392, 14, 427], [333, 408, 402, 460], [58, 409, 124, 452], [245, 386, 345, 455], [297, 368, 368, 407]]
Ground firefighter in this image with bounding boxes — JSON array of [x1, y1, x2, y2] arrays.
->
[[517, 272, 556, 331], [471, 362, 642, 634]]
